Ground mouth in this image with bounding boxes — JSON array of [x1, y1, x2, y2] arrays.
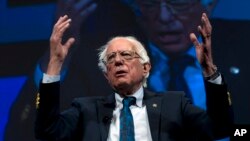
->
[[115, 70, 127, 77]]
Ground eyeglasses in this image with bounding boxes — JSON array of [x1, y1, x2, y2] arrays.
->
[[137, 0, 199, 15], [103, 50, 141, 64]]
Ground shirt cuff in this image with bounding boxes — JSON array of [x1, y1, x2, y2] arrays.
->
[[42, 73, 60, 83], [207, 74, 222, 85]]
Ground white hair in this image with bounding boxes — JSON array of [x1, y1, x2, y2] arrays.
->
[[98, 36, 150, 87]]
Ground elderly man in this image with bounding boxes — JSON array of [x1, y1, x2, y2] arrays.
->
[[4, 1, 235, 141], [35, 15, 232, 141], [35, 0, 221, 109]]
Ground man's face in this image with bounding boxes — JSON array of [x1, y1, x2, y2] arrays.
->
[[136, 0, 208, 55], [104, 38, 150, 94]]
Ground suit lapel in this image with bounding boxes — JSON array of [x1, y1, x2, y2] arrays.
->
[[143, 89, 162, 141], [96, 94, 115, 141]]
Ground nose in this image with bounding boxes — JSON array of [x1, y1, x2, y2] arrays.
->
[[114, 54, 124, 65], [159, 2, 175, 23]]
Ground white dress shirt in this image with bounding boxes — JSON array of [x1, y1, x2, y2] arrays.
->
[[107, 86, 152, 141]]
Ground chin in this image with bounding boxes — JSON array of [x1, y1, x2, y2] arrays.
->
[[113, 85, 129, 94], [114, 81, 129, 89]]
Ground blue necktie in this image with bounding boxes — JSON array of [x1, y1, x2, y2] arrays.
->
[[120, 97, 136, 141]]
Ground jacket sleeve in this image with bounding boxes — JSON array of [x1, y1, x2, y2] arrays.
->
[[180, 79, 233, 140], [35, 82, 82, 141], [205, 79, 234, 139]]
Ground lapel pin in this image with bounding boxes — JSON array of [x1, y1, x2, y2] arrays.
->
[[152, 103, 157, 108]]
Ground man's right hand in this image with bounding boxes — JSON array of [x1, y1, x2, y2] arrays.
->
[[47, 15, 75, 75], [56, 0, 98, 44]]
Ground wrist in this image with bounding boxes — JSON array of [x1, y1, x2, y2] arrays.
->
[[46, 60, 63, 75], [204, 66, 221, 81], [203, 64, 217, 77]]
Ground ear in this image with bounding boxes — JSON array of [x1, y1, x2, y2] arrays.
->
[[142, 63, 151, 76]]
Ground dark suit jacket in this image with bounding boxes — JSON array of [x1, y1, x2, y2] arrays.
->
[[35, 81, 232, 141]]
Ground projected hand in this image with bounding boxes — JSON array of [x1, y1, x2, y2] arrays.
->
[[47, 15, 75, 75], [190, 13, 217, 77], [56, 0, 98, 44]]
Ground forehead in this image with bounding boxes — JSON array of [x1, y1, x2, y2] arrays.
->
[[107, 38, 134, 53]]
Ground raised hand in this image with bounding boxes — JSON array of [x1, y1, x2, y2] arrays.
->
[[47, 15, 75, 75], [190, 13, 217, 77], [56, 0, 98, 43]]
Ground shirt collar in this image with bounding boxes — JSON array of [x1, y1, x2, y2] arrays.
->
[[115, 86, 144, 108]]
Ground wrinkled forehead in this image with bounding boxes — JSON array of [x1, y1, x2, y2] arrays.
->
[[106, 39, 135, 53]]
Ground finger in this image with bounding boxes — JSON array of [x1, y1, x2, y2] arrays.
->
[[198, 25, 207, 43], [55, 19, 71, 40], [50, 16, 67, 42], [202, 13, 212, 33], [53, 16, 63, 29], [53, 15, 69, 35], [64, 37, 75, 50], [57, 18, 72, 31], [53, 15, 71, 34], [190, 33, 200, 48], [51, 17, 71, 43], [201, 13, 212, 38], [54, 15, 68, 28]]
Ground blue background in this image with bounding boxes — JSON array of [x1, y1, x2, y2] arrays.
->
[[1, 0, 250, 141]]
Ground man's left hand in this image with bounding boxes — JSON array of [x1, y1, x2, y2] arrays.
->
[[190, 13, 217, 77]]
